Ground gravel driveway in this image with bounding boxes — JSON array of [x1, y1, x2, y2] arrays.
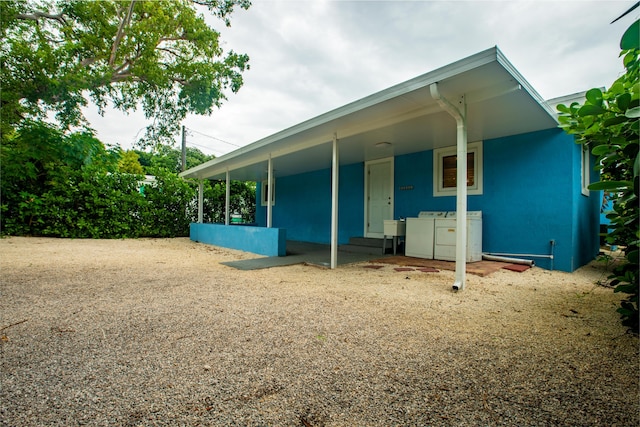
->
[[1, 237, 638, 426]]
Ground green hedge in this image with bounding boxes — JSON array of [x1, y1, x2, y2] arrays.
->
[[1, 168, 255, 238], [1, 121, 255, 239]]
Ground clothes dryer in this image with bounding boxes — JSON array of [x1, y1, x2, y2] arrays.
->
[[433, 211, 483, 262]]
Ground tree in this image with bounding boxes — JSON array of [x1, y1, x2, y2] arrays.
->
[[0, 120, 118, 197], [557, 19, 639, 333], [0, 120, 122, 235], [133, 149, 153, 169], [0, 0, 250, 145], [184, 146, 216, 170], [118, 150, 144, 174], [134, 145, 215, 173], [202, 180, 256, 223], [1, 120, 255, 237]]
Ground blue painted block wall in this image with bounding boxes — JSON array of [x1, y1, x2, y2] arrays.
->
[[190, 223, 286, 256], [256, 128, 600, 271]]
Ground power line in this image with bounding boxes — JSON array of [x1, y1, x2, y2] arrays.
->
[[186, 134, 230, 155], [186, 127, 241, 148], [188, 140, 226, 156]]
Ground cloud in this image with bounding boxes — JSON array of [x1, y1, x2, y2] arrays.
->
[[85, 0, 637, 154]]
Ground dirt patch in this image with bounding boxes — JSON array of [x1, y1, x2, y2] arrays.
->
[[1, 237, 638, 426]]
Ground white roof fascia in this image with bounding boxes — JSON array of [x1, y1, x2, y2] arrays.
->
[[494, 47, 559, 121], [180, 47, 504, 180], [182, 46, 556, 181]]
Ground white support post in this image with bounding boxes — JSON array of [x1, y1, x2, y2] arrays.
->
[[225, 169, 230, 225], [430, 83, 468, 291], [198, 180, 204, 224], [267, 154, 273, 228], [330, 133, 339, 269]]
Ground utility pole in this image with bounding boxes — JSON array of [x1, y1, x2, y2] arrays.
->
[[181, 125, 187, 172]]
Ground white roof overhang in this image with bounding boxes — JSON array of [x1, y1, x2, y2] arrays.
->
[[180, 47, 558, 182]]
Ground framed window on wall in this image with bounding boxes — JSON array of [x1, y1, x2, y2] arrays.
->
[[261, 179, 275, 206], [433, 141, 483, 197], [581, 145, 590, 196]]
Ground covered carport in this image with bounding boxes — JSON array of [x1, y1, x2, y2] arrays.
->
[[180, 46, 558, 290]]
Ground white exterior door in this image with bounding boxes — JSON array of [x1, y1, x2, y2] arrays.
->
[[365, 158, 393, 238]]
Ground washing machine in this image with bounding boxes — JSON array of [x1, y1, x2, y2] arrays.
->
[[405, 211, 447, 259], [433, 211, 482, 262]]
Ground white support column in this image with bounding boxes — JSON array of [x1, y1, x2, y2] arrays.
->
[[430, 83, 468, 291], [330, 133, 339, 269], [225, 169, 230, 225], [198, 180, 204, 224], [267, 154, 273, 228]]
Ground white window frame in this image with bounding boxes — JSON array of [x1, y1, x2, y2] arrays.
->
[[581, 145, 590, 196], [260, 179, 275, 206], [433, 141, 483, 197]]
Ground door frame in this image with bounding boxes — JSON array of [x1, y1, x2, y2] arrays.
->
[[364, 156, 394, 238]]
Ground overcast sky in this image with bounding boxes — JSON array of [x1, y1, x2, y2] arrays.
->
[[83, 0, 638, 156]]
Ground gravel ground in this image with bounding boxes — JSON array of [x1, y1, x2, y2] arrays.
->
[[1, 237, 638, 426]]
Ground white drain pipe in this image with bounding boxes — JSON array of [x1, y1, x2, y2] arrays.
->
[[430, 83, 467, 291]]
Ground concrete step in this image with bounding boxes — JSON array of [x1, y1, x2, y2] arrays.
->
[[348, 237, 391, 248], [339, 244, 385, 255], [339, 237, 397, 255]]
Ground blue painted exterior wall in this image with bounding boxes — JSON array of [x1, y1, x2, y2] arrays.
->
[[255, 128, 600, 272], [256, 163, 364, 245], [190, 223, 286, 256], [571, 141, 602, 270]]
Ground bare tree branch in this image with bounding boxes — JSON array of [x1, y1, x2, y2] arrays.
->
[[80, 57, 97, 67], [169, 76, 187, 85], [0, 319, 29, 332], [157, 47, 185, 59], [111, 73, 139, 83], [109, 0, 136, 67], [158, 35, 189, 43], [15, 12, 67, 25], [113, 60, 132, 74]]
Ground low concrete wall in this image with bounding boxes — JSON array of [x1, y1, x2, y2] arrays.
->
[[190, 223, 286, 257]]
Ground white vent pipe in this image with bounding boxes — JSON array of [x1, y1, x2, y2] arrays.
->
[[482, 254, 535, 266]]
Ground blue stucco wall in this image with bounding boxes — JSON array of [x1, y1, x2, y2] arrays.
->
[[190, 223, 286, 256], [255, 128, 600, 271], [256, 163, 364, 244], [395, 128, 600, 271], [571, 143, 602, 271], [480, 129, 575, 271]]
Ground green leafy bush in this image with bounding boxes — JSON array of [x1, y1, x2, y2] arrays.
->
[[202, 180, 256, 224], [558, 19, 639, 333], [139, 169, 197, 237], [3, 167, 146, 238], [1, 122, 256, 239]]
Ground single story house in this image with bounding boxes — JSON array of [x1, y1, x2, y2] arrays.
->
[[180, 47, 601, 289]]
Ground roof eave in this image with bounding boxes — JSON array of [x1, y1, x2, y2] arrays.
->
[[181, 46, 558, 181]]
